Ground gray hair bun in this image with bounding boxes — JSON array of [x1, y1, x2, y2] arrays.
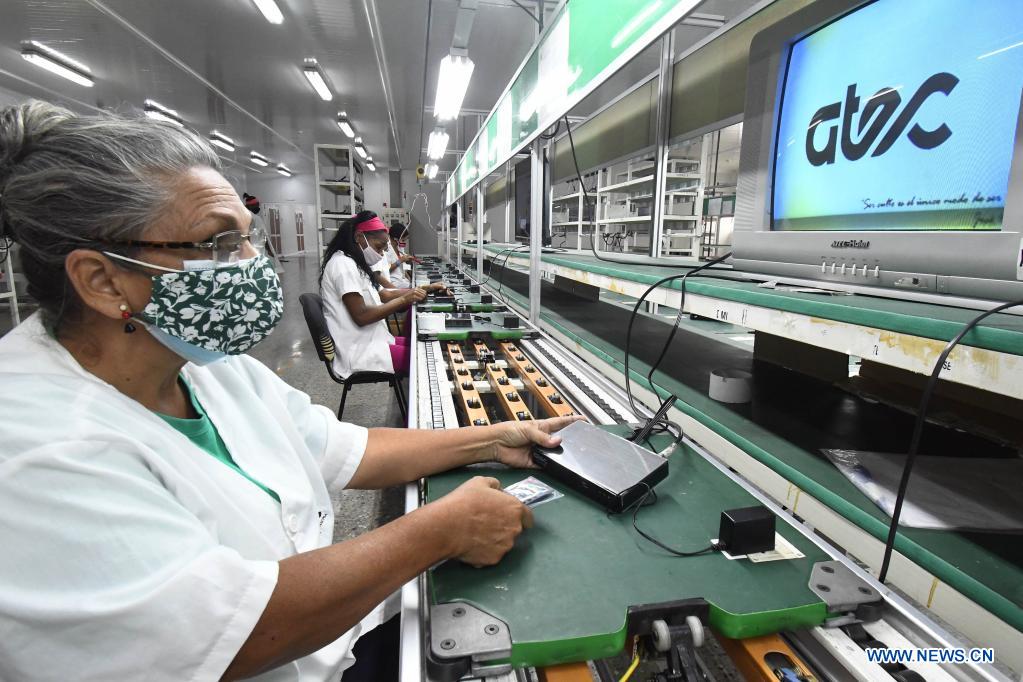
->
[[0, 99, 221, 331]]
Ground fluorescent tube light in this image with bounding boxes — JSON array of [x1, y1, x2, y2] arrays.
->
[[302, 58, 333, 101], [20, 41, 93, 87], [427, 128, 449, 160], [365, 157, 376, 172], [143, 99, 183, 127], [433, 52, 474, 121], [276, 164, 293, 177], [209, 130, 235, 152], [336, 112, 355, 139], [425, 162, 439, 180], [249, 151, 270, 167], [354, 137, 368, 159], [251, 0, 284, 24]]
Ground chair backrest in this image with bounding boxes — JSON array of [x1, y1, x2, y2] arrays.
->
[[298, 293, 336, 364]]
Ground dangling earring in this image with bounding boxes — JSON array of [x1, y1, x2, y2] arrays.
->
[[119, 303, 136, 334]]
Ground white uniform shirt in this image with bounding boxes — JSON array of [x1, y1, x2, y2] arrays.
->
[[383, 244, 410, 288], [321, 252, 395, 378], [0, 313, 385, 681]]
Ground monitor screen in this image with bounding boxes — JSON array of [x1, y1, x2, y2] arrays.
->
[[772, 0, 1023, 232]]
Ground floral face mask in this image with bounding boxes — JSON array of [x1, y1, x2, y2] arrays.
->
[[105, 253, 284, 359]]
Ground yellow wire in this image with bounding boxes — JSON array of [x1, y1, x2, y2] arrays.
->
[[619, 654, 641, 682]]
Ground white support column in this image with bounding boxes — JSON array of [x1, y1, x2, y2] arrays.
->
[[528, 141, 543, 325], [476, 184, 485, 279], [455, 201, 463, 271], [649, 32, 675, 259]]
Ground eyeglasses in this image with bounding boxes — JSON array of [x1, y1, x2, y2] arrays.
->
[[101, 224, 267, 264]]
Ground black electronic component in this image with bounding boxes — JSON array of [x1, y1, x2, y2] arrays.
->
[[480, 294, 493, 304], [506, 392, 520, 402], [516, 411, 532, 420], [469, 285, 480, 293], [532, 421, 668, 513], [467, 398, 481, 409], [718, 506, 775, 555], [502, 316, 520, 329]]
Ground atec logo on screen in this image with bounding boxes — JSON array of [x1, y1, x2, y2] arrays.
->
[[805, 72, 958, 166]]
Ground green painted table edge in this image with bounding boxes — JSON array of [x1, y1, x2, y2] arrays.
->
[[527, 306, 1023, 631], [480, 245, 1023, 356]]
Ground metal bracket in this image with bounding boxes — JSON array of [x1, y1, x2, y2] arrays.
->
[[427, 602, 513, 682], [809, 560, 882, 614]]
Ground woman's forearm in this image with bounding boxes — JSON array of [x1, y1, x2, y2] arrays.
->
[[222, 502, 455, 680], [348, 425, 501, 489]]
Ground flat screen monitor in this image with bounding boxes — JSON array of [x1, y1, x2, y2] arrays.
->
[[733, 0, 1023, 303]]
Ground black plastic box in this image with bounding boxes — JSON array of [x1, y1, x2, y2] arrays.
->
[[718, 506, 775, 555]]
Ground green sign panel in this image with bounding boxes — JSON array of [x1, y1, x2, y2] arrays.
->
[[445, 0, 703, 206]]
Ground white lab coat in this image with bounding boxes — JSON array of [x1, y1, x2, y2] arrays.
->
[[321, 252, 395, 378], [0, 313, 390, 681], [383, 244, 410, 288]]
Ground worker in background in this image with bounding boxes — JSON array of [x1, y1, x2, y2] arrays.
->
[[243, 192, 287, 268], [320, 211, 431, 376], [0, 101, 579, 682], [380, 221, 413, 288]]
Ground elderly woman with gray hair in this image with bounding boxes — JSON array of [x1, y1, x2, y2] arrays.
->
[[0, 101, 578, 681]]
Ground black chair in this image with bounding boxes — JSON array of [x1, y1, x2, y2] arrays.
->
[[298, 293, 408, 423]]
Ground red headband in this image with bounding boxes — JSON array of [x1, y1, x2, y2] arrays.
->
[[355, 216, 387, 233]]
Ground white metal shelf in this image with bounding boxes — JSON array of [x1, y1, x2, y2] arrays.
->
[[597, 175, 654, 193], [315, 143, 361, 256], [597, 216, 653, 224]]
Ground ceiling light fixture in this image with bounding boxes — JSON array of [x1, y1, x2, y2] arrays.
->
[[434, 51, 474, 121], [336, 111, 355, 139], [424, 162, 439, 180], [143, 99, 183, 126], [250, 0, 284, 24], [209, 130, 236, 152], [365, 157, 376, 172], [427, 128, 449, 160], [20, 41, 93, 87], [276, 163, 293, 177], [249, 151, 270, 167], [354, 137, 368, 159], [302, 58, 333, 101]]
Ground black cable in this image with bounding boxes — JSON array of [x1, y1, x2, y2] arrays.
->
[[643, 252, 732, 399], [631, 485, 719, 557], [877, 296, 1023, 583], [510, 0, 541, 25]]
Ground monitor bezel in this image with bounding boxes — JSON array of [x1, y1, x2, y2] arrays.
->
[[732, 0, 1023, 303]]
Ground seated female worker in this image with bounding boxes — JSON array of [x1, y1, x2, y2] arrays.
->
[[0, 101, 580, 682], [320, 212, 431, 376]]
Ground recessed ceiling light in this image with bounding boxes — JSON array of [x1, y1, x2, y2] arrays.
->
[[143, 99, 183, 126], [249, 151, 270, 167], [250, 0, 284, 24], [20, 41, 93, 87], [336, 111, 355, 139], [302, 58, 333, 101], [276, 163, 293, 177], [209, 130, 235, 152]]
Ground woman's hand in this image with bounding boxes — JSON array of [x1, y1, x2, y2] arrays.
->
[[485, 415, 584, 469], [401, 287, 428, 305], [426, 281, 450, 294]]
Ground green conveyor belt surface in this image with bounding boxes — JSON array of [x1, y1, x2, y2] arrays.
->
[[482, 245, 1023, 357], [426, 428, 829, 669], [491, 280, 1023, 632]]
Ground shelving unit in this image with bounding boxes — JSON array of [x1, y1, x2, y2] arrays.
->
[[550, 172, 597, 250], [314, 144, 364, 256], [0, 246, 20, 328], [553, 150, 705, 256]]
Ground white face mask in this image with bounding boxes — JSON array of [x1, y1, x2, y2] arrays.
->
[[359, 235, 384, 265]]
